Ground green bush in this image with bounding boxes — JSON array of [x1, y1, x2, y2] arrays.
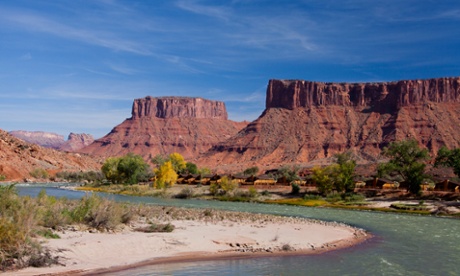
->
[[304, 194, 322, 200], [291, 183, 300, 195], [175, 187, 194, 199], [30, 168, 48, 179], [0, 174, 6, 181]]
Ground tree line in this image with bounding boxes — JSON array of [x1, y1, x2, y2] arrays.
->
[[97, 140, 460, 195]]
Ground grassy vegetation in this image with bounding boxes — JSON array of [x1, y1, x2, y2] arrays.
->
[[0, 185, 138, 271]]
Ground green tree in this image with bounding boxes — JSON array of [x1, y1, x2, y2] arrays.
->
[[154, 161, 178, 189], [185, 162, 198, 174], [434, 146, 460, 178], [117, 153, 151, 184], [151, 154, 167, 168], [331, 152, 356, 193], [101, 154, 151, 184], [198, 167, 212, 175], [278, 166, 300, 183], [168, 152, 186, 173], [311, 166, 334, 195], [243, 166, 259, 176], [378, 140, 429, 194], [101, 157, 122, 183], [209, 176, 238, 196]]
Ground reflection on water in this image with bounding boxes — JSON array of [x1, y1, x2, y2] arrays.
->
[[17, 185, 460, 276]]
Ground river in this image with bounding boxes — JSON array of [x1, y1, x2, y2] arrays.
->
[[17, 184, 460, 276]]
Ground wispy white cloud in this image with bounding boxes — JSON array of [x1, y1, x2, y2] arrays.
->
[[106, 63, 138, 75], [175, 0, 230, 21], [0, 8, 152, 55], [19, 52, 32, 60]]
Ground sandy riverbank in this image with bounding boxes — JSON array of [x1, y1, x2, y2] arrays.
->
[[7, 211, 369, 276]]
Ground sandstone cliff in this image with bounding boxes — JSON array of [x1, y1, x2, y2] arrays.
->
[[59, 133, 95, 152], [0, 129, 102, 181], [199, 77, 460, 171], [79, 97, 247, 160], [266, 78, 460, 110]]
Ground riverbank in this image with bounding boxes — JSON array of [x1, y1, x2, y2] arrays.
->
[[8, 209, 369, 276]]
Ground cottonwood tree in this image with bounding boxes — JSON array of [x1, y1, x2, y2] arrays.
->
[[154, 161, 178, 189], [332, 152, 357, 193], [101, 154, 151, 184], [434, 147, 460, 178], [378, 139, 429, 194]]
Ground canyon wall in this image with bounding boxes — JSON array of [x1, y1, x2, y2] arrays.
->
[[199, 77, 460, 172], [79, 96, 247, 160], [266, 77, 460, 111], [132, 96, 228, 120]]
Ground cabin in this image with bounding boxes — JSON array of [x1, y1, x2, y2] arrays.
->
[[254, 175, 277, 185], [292, 177, 307, 186], [232, 174, 249, 184], [434, 180, 460, 192], [365, 178, 394, 189]]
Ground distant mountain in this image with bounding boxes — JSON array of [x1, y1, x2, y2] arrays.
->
[[0, 129, 101, 181], [78, 96, 248, 160], [9, 131, 94, 152]]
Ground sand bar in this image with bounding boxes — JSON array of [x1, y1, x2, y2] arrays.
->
[[7, 211, 369, 276]]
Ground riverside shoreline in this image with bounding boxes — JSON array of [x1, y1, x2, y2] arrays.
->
[[8, 211, 370, 276]]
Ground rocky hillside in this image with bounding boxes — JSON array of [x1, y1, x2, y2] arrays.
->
[[199, 77, 460, 171], [9, 131, 94, 151], [78, 96, 248, 160], [0, 129, 102, 181]]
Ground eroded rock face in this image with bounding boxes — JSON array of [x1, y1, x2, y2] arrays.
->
[[59, 133, 94, 152], [132, 96, 228, 120], [200, 77, 460, 171], [79, 97, 247, 160], [266, 78, 460, 110]]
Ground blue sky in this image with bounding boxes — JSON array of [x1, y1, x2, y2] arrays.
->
[[1, 0, 460, 139]]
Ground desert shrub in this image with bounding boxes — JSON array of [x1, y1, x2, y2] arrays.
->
[[326, 193, 342, 203], [0, 185, 40, 270], [209, 176, 238, 196], [36, 190, 71, 229], [175, 187, 194, 199], [35, 228, 60, 239], [291, 183, 300, 195], [261, 190, 270, 196], [56, 171, 104, 183], [0, 174, 6, 181], [248, 187, 258, 198], [70, 194, 132, 230], [304, 194, 322, 200], [342, 193, 366, 202], [135, 223, 175, 233], [30, 168, 48, 179]]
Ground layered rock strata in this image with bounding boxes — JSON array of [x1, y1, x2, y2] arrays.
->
[[199, 77, 460, 170], [79, 97, 247, 160]]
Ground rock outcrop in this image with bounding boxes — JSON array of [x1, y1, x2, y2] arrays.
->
[[0, 129, 102, 181], [132, 96, 228, 120], [199, 77, 460, 171], [59, 133, 95, 152], [79, 97, 247, 160], [266, 78, 460, 110], [9, 131, 94, 152]]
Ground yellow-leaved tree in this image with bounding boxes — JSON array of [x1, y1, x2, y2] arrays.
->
[[168, 152, 186, 173], [154, 161, 178, 189]]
